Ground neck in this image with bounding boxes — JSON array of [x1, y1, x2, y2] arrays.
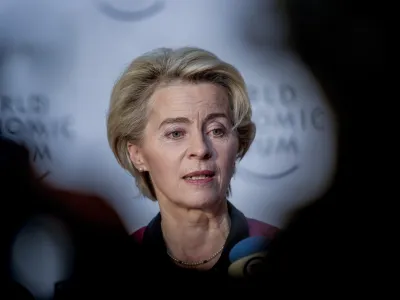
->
[[159, 200, 230, 264]]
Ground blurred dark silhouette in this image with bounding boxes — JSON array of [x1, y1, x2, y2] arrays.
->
[[254, 0, 388, 293], [0, 137, 143, 298]]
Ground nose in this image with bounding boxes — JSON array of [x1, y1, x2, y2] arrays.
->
[[188, 132, 212, 160]]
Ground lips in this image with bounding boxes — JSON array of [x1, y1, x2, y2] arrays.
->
[[183, 170, 215, 180]]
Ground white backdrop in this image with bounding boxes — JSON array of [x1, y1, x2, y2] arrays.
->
[[1, 0, 336, 297]]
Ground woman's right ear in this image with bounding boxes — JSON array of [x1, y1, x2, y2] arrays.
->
[[127, 142, 145, 171]]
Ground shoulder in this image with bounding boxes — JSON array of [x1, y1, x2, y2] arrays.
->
[[131, 226, 147, 244], [246, 217, 279, 239], [131, 213, 161, 244]]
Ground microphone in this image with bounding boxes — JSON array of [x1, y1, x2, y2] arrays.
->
[[228, 236, 270, 278]]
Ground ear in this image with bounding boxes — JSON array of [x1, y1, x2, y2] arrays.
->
[[127, 142, 147, 172]]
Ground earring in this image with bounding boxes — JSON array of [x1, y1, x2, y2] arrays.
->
[[138, 167, 143, 172]]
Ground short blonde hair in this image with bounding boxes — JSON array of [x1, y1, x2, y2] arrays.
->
[[107, 47, 255, 201]]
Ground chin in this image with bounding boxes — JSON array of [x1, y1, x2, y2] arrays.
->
[[179, 193, 224, 210]]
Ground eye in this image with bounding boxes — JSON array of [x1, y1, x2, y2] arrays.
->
[[211, 128, 225, 137], [167, 130, 185, 139]]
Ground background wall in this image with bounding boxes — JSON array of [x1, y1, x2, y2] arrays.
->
[[0, 0, 336, 298]]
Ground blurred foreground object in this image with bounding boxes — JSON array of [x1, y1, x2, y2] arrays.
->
[[1, 137, 139, 298], [260, 0, 388, 293]]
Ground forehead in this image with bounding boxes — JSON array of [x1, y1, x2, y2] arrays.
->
[[148, 82, 230, 119]]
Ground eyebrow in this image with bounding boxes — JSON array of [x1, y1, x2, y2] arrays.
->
[[158, 113, 229, 129]]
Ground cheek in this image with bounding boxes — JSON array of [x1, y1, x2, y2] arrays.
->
[[227, 136, 239, 160], [216, 139, 238, 173], [144, 146, 178, 174]]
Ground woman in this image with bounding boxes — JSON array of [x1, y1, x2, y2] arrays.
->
[[106, 47, 278, 282]]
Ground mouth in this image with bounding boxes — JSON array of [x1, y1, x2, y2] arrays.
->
[[183, 170, 215, 183]]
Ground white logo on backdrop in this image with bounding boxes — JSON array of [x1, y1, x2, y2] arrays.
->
[[238, 82, 325, 182], [0, 95, 76, 180], [95, 0, 166, 22]]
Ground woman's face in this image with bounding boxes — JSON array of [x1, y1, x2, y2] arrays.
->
[[129, 82, 239, 210]]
